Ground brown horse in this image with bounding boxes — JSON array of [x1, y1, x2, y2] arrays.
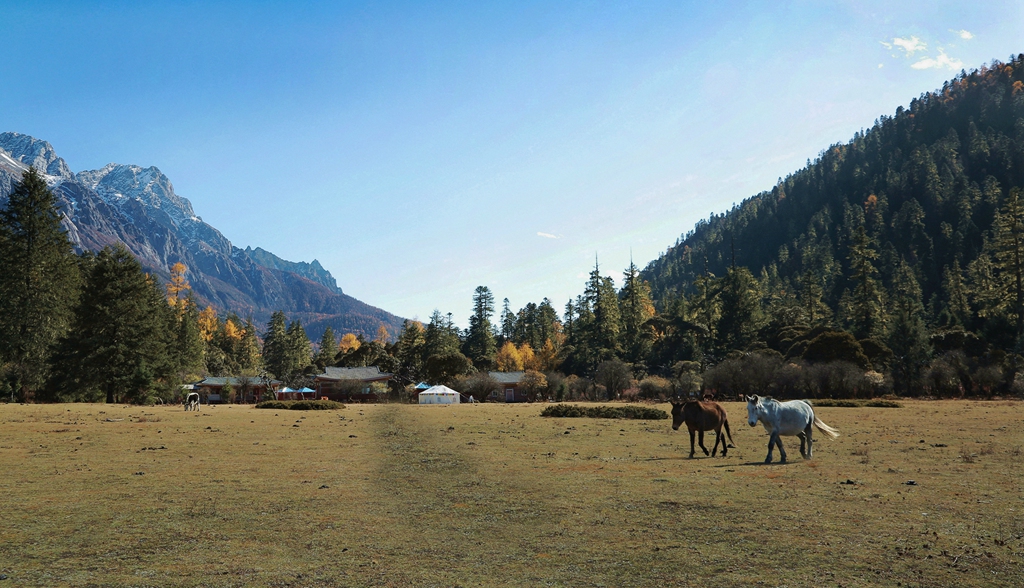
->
[[670, 400, 735, 458]]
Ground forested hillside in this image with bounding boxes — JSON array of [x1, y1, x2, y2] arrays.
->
[[645, 55, 1024, 308], [632, 55, 1024, 387]]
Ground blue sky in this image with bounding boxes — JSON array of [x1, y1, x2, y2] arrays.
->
[[2, 1, 1021, 326]]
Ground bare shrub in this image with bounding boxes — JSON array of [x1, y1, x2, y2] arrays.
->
[[805, 361, 873, 399], [973, 365, 1005, 397], [702, 351, 783, 399], [638, 376, 673, 400], [958, 446, 977, 463]]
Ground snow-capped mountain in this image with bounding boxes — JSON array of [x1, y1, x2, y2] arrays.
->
[[0, 132, 401, 339]]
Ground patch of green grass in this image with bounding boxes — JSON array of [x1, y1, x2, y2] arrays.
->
[[255, 399, 344, 410], [540, 403, 668, 419]]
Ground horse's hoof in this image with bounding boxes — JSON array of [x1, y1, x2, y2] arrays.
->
[[764, 458, 772, 464], [779, 458, 787, 464]]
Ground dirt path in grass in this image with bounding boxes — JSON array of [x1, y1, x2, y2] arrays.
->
[[355, 405, 570, 586]]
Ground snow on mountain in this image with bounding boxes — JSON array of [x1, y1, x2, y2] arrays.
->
[[0, 132, 73, 181], [0, 132, 402, 339]]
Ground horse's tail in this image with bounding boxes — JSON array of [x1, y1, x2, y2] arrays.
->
[[723, 416, 736, 447], [813, 416, 840, 439]]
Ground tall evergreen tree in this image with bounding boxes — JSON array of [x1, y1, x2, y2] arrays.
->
[[888, 259, 932, 394], [286, 319, 312, 373], [619, 260, 655, 363], [423, 310, 460, 359], [846, 223, 885, 339], [0, 167, 80, 399], [315, 326, 337, 370], [715, 266, 763, 352], [499, 298, 516, 345], [585, 259, 621, 355], [464, 286, 497, 369], [48, 244, 173, 403], [395, 320, 426, 382], [173, 293, 205, 379], [261, 311, 290, 378], [991, 187, 1024, 344]]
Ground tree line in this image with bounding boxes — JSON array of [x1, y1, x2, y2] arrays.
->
[[4, 56, 1024, 403]]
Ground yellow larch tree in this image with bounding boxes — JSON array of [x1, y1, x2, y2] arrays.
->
[[494, 341, 524, 372], [198, 306, 219, 343], [338, 333, 361, 353]]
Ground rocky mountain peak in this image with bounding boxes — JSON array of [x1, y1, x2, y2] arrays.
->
[[77, 163, 198, 228], [0, 132, 74, 180]]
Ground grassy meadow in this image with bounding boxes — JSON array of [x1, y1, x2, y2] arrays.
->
[[1, 399, 1022, 587]]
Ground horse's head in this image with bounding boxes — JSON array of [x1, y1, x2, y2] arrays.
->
[[746, 394, 762, 427], [669, 400, 684, 430]]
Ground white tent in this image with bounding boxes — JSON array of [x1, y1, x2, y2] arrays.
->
[[418, 385, 461, 405]]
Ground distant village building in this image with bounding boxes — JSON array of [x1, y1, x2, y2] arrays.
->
[[194, 376, 281, 404], [488, 371, 527, 403], [314, 366, 393, 402]]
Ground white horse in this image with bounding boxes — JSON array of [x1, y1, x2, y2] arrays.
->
[[184, 392, 200, 412], [746, 395, 839, 463]]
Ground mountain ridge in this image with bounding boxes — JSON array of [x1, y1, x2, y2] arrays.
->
[[0, 132, 402, 340]]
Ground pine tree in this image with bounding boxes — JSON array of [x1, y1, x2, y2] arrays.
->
[[938, 261, 970, 328], [315, 326, 337, 369], [716, 266, 763, 352], [173, 293, 205, 379], [261, 311, 290, 378], [584, 259, 621, 355], [847, 223, 886, 339], [286, 319, 312, 374], [238, 317, 262, 374], [0, 167, 81, 399], [464, 286, 497, 368], [888, 259, 932, 394], [395, 320, 426, 381], [500, 298, 516, 344], [48, 244, 173, 403], [991, 187, 1024, 343], [619, 260, 655, 363]]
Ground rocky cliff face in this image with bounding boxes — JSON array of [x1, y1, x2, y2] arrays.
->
[[0, 132, 402, 339]]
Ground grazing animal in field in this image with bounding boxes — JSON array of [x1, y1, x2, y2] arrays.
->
[[670, 399, 735, 458], [745, 394, 839, 463], [184, 392, 200, 412]]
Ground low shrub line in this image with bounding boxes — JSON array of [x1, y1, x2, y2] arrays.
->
[[541, 404, 668, 420], [811, 398, 902, 408], [255, 400, 345, 410]]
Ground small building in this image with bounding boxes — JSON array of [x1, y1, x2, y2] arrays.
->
[[418, 385, 461, 405], [194, 376, 282, 404], [315, 366, 393, 402], [488, 371, 527, 403]]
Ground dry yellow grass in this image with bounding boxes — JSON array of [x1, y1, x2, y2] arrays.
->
[[1, 400, 1022, 587]]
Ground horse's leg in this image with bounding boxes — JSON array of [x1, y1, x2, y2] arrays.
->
[[776, 434, 788, 463], [798, 432, 807, 458], [765, 433, 776, 463], [805, 423, 814, 459], [688, 428, 697, 458], [698, 430, 710, 456], [714, 425, 726, 457]]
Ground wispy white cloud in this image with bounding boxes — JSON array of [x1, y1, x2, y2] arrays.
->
[[879, 41, 892, 50], [911, 50, 964, 71], [878, 63, 884, 68], [953, 29, 974, 40], [537, 232, 560, 239], [893, 36, 926, 55]]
